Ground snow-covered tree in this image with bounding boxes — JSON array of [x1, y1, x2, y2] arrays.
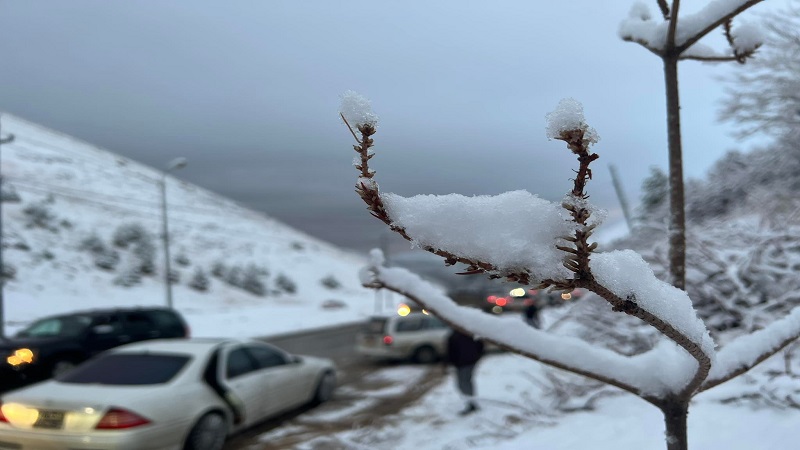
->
[[720, 0, 800, 138], [619, 0, 765, 289], [341, 92, 800, 450]]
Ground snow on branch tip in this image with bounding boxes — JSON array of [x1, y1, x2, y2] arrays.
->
[[545, 98, 600, 146], [339, 90, 379, 130]]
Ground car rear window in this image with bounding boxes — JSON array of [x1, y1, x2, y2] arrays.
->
[[58, 353, 190, 385], [364, 318, 388, 334]]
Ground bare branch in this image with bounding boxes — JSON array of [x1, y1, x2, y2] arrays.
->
[[339, 113, 360, 144], [667, 0, 681, 50], [657, 0, 670, 20], [679, 54, 742, 62]]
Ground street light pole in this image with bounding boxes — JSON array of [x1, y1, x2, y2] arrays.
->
[[160, 157, 187, 310], [0, 117, 15, 339]]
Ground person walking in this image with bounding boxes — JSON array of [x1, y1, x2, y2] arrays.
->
[[523, 301, 541, 328], [445, 328, 485, 416]]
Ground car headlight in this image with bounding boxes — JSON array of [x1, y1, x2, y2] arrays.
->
[[6, 348, 34, 366]]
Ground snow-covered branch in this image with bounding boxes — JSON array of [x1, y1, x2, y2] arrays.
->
[[360, 249, 699, 401], [702, 307, 800, 391], [619, 0, 764, 60]]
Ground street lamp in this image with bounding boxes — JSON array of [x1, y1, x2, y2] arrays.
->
[[161, 157, 187, 310], [0, 117, 14, 339]]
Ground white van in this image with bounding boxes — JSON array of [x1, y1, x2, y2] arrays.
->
[[356, 313, 451, 363]]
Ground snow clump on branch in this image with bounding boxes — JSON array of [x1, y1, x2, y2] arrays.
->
[[339, 90, 379, 129], [730, 22, 763, 54], [545, 98, 599, 145]]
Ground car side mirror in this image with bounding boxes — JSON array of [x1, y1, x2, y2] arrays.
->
[[91, 324, 114, 335], [291, 355, 302, 364]]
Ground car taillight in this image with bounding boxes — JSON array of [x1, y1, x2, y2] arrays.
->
[[487, 295, 497, 304], [0, 403, 8, 423], [382, 335, 393, 345], [495, 297, 508, 307], [95, 408, 150, 429]]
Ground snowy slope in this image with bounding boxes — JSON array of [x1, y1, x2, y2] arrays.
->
[[0, 113, 377, 337]]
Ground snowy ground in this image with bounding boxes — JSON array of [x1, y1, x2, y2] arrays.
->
[[8, 277, 800, 449], [277, 352, 800, 450]]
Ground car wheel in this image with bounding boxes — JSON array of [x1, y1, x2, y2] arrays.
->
[[412, 346, 438, 364], [313, 371, 336, 405], [184, 412, 227, 450], [51, 360, 78, 378]]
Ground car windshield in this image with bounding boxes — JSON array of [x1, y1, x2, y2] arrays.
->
[[59, 353, 191, 385], [16, 315, 93, 338]]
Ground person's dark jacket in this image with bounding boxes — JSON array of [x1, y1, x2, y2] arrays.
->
[[446, 329, 485, 367]]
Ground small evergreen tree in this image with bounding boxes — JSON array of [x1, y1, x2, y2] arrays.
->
[[189, 268, 210, 292], [320, 275, 341, 290], [241, 265, 266, 296], [275, 273, 297, 294]]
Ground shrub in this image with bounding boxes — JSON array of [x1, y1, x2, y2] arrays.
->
[[321, 275, 341, 290], [241, 265, 267, 296], [112, 223, 148, 248], [23, 202, 57, 231], [275, 273, 297, 294], [189, 268, 210, 292]]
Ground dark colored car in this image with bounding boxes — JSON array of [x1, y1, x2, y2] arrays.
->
[[0, 307, 189, 389]]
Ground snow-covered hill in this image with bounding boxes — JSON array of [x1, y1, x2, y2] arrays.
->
[[0, 113, 376, 337]]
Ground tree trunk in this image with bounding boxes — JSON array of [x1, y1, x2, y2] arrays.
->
[[661, 399, 689, 450], [663, 56, 686, 290]]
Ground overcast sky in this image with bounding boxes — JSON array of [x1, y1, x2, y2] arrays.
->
[[0, 1, 776, 255]]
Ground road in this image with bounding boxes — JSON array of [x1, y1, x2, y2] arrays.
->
[[225, 322, 446, 449]]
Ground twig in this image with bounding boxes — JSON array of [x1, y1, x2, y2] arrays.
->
[[340, 113, 360, 144]]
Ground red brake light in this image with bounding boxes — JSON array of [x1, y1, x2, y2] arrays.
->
[[495, 297, 508, 307], [0, 403, 7, 423], [95, 408, 151, 429], [487, 295, 497, 304], [382, 335, 394, 345]]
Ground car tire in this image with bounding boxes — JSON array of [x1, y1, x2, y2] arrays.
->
[[412, 345, 438, 364], [184, 412, 227, 450], [312, 371, 336, 405]]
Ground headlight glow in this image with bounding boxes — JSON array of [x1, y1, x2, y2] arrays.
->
[[6, 348, 34, 366]]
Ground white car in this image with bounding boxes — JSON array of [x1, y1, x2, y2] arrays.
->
[[0, 338, 336, 450], [356, 313, 451, 363]]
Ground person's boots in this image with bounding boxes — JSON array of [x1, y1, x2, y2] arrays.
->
[[458, 401, 478, 416]]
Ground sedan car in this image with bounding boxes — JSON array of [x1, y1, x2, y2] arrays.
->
[[0, 338, 336, 450]]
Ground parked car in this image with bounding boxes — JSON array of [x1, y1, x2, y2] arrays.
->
[[0, 307, 189, 387], [0, 338, 336, 450], [356, 312, 451, 363]]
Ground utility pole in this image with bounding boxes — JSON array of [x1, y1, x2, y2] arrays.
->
[[609, 164, 633, 232], [0, 116, 15, 339], [160, 157, 187, 309]]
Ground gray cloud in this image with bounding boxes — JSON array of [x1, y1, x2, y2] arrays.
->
[[0, 0, 772, 253]]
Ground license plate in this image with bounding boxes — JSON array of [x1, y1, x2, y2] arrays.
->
[[34, 410, 65, 429]]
